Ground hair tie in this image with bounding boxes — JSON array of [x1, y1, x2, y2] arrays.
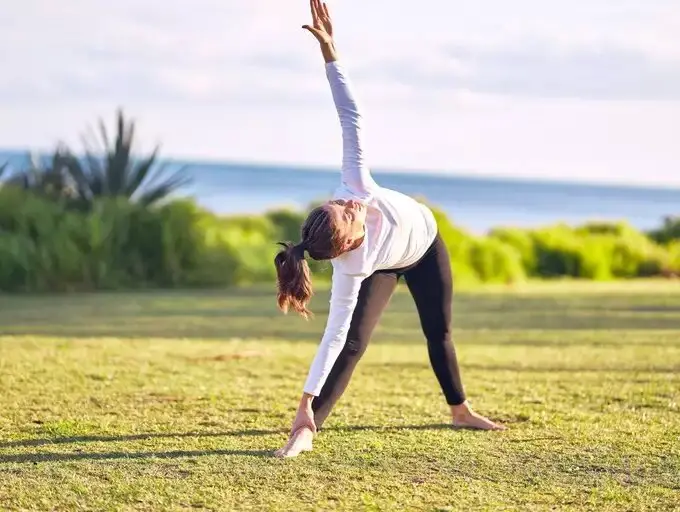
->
[[295, 241, 308, 255]]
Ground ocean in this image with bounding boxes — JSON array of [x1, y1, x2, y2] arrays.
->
[[183, 160, 680, 234], [2, 150, 679, 234]]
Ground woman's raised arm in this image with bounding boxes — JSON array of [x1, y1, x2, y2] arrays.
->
[[303, 0, 378, 195]]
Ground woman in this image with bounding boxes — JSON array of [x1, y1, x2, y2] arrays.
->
[[273, 0, 505, 458]]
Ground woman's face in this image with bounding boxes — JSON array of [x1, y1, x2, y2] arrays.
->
[[324, 198, 367, 251]]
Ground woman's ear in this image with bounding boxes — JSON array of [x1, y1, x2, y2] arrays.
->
[[341, 236, 355, 253]]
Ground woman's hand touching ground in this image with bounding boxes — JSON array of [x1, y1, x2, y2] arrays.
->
[[274, 393, 317, 458]]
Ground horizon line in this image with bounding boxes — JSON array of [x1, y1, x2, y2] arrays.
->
[[1, 146, 678, 194]]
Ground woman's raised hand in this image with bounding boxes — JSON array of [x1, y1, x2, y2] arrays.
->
[[302, 0, 334, 45]]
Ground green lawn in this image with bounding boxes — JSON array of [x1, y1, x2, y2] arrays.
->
[[0, 282, 678, 511]]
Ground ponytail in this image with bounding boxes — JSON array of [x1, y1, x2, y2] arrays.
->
[[274, 241, 314, 319], [273, 205, 341, 319]]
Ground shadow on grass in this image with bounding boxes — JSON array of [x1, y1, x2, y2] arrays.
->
[[0, 423, 508, 451], [0, 429, 286, 449], [0, 421, 550, 464], [367, 362, 680, 373], [0, 449, 272, 464]]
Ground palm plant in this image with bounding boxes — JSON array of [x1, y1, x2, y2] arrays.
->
[[12, 151, 80, 198], [0, 161, 17, 185], [1, 110, 190, 210], [60, 109, 190, 209], [0, 151, 89, 215]]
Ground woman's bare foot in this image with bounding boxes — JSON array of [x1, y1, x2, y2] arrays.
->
[[274, 426, 315, 458], [451, 401, 506, 431]]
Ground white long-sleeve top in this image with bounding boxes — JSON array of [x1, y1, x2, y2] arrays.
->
[[302, 61, 438, 396]]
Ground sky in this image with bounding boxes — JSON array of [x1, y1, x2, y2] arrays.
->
[[1, 0, 679, 186]]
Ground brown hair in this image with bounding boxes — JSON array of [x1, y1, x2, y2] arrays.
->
[[274, 205, 345, 319]]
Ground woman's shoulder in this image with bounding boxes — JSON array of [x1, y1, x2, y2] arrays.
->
[[331, 235, 375, 278]]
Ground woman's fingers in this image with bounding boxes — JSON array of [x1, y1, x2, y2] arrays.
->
[[309, 0, 320, 26], [321, 2, 333, 34], [304, 0, 332, 43]]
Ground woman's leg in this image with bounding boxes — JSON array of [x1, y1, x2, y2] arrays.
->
[[312, 271, 399, 429], [404, 234, 505, 430], [403, 235, 465, 405]]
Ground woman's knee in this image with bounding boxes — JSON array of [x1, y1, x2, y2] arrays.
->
[[422, 321, 452, 346], [344, 333, 370, 357]]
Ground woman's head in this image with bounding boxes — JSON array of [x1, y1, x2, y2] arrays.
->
[[274, 198, 367, 318]]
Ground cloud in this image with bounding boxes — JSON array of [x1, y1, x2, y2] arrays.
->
[[2, 0, 679, 104], [358, 40, 680, 101]]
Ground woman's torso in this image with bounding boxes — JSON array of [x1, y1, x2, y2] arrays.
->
[[332, 183, 439, 276]]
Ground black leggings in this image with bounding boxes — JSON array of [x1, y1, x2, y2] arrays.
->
[[312, 233, 465, 429]]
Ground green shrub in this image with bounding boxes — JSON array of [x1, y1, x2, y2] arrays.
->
[[427, 204, 479, 282], [531, 225, 584, 278], [0, 189, 244, 291], [1, 186, 677, 292], [666, 241, 680, 275], [469, 238, 526, 283], [575, 221, 633, 236], [185, 210, 240, 287], [428, 204, 526, 284], [489, 227, 538, 275], [0, 233, 32, 291], [606, 233, 668, 278], [0, 187, 84, 291], [648, 216, 680, 244], [577, 236, 614, 281], [266, 209, 305, 243], [209, 214, 278, 284]]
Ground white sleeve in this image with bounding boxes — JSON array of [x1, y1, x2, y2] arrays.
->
[[325, 60, 379, 196], [303, 269, 365, 396]]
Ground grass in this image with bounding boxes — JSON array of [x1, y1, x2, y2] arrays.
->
[[0, 281, 678, 511]]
